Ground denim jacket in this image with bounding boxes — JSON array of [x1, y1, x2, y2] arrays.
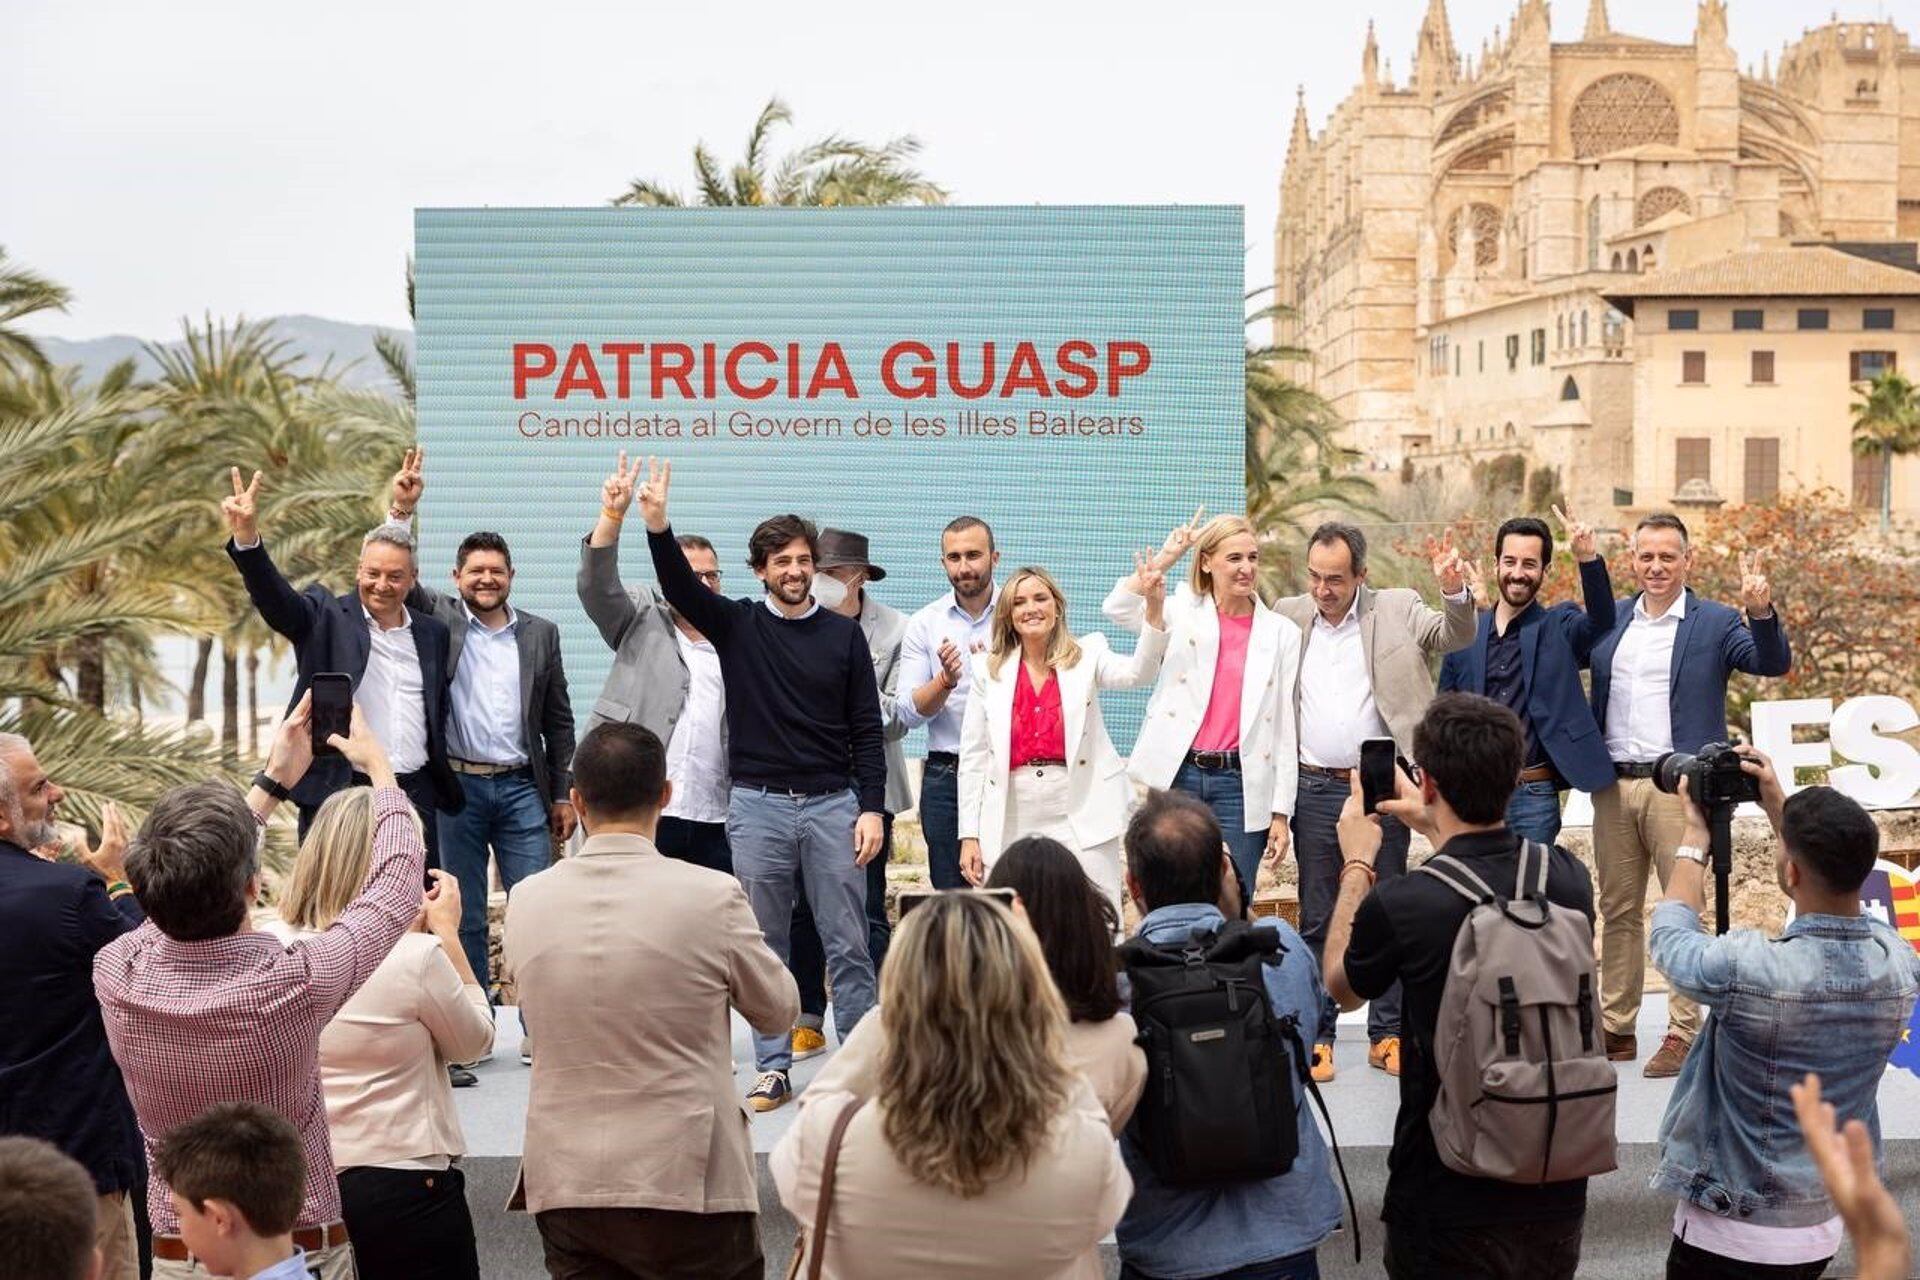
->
[[1649, 901, 1920, 1228], [1114, 903, 1344, 1278]]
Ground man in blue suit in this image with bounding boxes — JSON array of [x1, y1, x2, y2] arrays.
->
[[1438, 509, 1615, 845], [223, 467, 463, 868], [1587, 511, 1789, 1078]]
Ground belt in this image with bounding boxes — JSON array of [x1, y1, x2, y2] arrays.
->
[[1185, 749, 1241, 770], [1614, 761, 1659, 780], [736, 782, 849, 799], [1518, 764, 1557, 784], [925, 751, 959, 766], [1016, 759, 1068, 770], [155, 1223, 349, 1261], [450, 759, 531, 778], [1300, 763, 1353, 781]]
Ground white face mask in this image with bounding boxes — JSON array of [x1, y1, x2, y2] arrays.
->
[[810, 571, 848, 610]]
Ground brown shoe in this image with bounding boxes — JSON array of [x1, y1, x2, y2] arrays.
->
[[1643, 1033, 1692, 1079], [1311, 1042, 1336, 1083], [1604, 1032, 1638, 1062], [1368, 1036, 1402, 1077]]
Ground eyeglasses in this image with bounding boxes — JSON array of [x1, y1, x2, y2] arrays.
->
[[695, 570, 723, 586]]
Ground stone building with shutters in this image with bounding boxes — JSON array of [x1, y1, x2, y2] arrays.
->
[[1274, 0, 1920, 522]]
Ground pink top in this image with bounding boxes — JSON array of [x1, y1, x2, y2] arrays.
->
[[1193, 611, 1254, 752], [1009, 665, 1066, 768]]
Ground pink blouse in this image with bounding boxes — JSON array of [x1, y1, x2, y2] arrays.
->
[[1192, 611, 1253, 752], [1010, 665, 1066, 767]]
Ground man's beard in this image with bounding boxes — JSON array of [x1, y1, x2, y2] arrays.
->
[[11, 810, 56, 849], [460, 586, 507, 612], [950, 572, 988, 600], [771, 576, 810, 605], [1501, 578, 1540, 607]]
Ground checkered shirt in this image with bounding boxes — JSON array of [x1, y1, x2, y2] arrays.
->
[[94, 787, 424, 1234]]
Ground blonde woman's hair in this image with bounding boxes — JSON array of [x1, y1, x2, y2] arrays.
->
[[1189, 514, 1259, 597], [277, 787, 378, 931], [876, 892, 1074, 1198], [986, 566, 1081, 679]]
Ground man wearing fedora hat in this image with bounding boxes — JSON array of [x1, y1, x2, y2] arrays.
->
[[785, 527, 910, 1063]]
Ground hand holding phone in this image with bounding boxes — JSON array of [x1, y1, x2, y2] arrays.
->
[[1360, 738, 1397, 817], [310, 674, 353, 758]]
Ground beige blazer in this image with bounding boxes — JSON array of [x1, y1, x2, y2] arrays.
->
[[811, 1008, 1147, 1134], [502, 832, 799, 1215], [1272, 584, 1476, 756], [771, 1073, 1130, 1280], [958, 628, 1169, 857], [260, 923, 494, 1170]]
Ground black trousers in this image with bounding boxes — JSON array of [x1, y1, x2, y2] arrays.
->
[[792, 812, 892, 1018], [535, 1207, 761, 1280], [337, 1164, 480, 1280], [1667, 1236, 1831, 1280], [1384, 1213, 1585, 1280], [655, 816, 733, 876], [297, 768, 444, 873]]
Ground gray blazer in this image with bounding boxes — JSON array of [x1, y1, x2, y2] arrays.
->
[[405, 583, 576, 810], [1271, 584, 1476, 757], [576, 537, 725, 764], [857, 593, 913, 815]]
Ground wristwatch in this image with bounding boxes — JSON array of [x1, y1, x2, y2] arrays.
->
[[252, 771, 294, 802], [1674, 844, 1707, 867]]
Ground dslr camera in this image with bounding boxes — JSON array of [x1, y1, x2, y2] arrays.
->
[[1652, 742, 1760, 808]]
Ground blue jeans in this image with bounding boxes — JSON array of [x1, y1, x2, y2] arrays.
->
[[727, 786, 876, 1074], [1122, 1249, 1319, 1280], [1293, 769, 1408, 1043], [793, 813, 892, 1021], [919, 755, 964, 889], [1173, 759, 1266, 905], [436, 770, 551, 992], [1505, 779, 1563, 845]]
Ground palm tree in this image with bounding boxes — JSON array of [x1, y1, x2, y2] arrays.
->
[[1850, 368, 1920, 536], [0, 246, 73, 375], [1243, 294, 1381, 592], [612, 97, 946, 207]]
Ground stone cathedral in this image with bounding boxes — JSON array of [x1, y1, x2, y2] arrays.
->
[[1274, 0, 1920, 513]]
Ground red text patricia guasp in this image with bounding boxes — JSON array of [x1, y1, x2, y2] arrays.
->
[[511, 340, 1151, 402]]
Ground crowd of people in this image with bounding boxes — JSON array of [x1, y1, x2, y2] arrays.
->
[[0, 445, 1916, 1280]]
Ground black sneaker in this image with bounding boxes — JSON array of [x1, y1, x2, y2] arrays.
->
[[448, 1064, 479, 1089], [746, 1070, 792, 1113]]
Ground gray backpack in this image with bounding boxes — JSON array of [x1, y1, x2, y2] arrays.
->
[[1417, 841, 1618, 1184]]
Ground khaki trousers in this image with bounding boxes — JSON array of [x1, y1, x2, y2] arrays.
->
[[1591, 778, 1703, 1040], [97, 1192, 138, 1280]]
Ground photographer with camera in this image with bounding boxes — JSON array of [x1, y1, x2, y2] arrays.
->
[[1650, 746, 1919, 1279], [1588, 513, 1790, 1077]]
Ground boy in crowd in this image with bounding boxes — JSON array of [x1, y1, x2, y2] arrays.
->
[[153, 1104, 309, 1280]]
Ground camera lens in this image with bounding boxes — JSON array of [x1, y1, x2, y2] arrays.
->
[[1652, 751, 1696, 796]]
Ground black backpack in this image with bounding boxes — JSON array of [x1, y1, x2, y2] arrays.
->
[[1119, 919, 1360, 1257]]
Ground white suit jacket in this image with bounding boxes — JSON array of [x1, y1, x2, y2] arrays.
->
[[1102, 582, 1300, 827], [958, 627, 1168, 857]]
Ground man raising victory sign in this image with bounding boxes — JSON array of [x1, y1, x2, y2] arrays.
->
[[1438, 504, 1617, 844]]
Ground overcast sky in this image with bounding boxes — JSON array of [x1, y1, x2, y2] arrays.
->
[[6, 0, 1900, 340]]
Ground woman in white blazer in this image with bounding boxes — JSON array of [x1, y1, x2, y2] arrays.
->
[[959, 562, 1167, 912], [1102, 514, 1300, 900]]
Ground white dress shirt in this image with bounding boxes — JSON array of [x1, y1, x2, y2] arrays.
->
[[1605, 593, 1685, 763], [895, 587, 1000, 754], [446, 603, 525, 766], [359, 607, 428, 774], [662, 629, 730, 824], [1297, 597, 1391, 769]]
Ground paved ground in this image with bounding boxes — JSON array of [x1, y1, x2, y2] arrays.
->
[[454, 997, 1920, 1278]]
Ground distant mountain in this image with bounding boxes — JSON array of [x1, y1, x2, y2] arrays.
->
[[34, 315, 412, 391]]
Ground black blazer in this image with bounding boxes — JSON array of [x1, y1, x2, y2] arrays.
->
[[405, 582, 576, 810], [0, 840, 144, 1193], [227, 538, 463, 813]]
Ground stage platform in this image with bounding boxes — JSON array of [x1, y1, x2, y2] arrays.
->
[[451, 996, 1920, 1278]]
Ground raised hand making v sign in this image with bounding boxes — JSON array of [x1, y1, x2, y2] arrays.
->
[[1739, 548, 1774, 618], [222, 467, 264, 546]]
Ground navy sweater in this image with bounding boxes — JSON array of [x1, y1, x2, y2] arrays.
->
[[649, 526, 887, 812]]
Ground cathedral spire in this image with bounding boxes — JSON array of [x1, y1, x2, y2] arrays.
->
[[1288, 86, 1311, 159], [1362, 19, 1379, 88], [1583, 0, 1610, 40], [1414, 0, 1460, 94]]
